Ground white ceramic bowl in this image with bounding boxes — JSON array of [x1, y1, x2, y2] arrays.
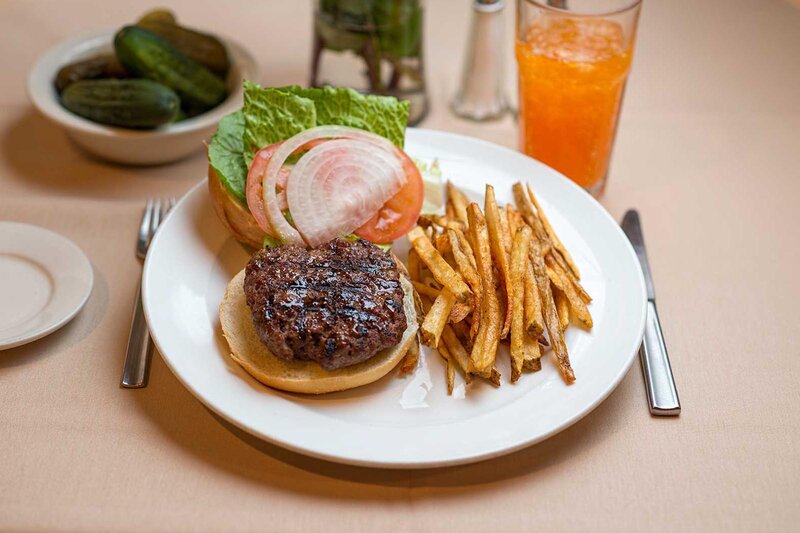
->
[[27, 29, 258, 165]]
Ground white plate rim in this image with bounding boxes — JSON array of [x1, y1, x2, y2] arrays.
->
[[0, 222, 93, 350], [143, 128, 646, 468]]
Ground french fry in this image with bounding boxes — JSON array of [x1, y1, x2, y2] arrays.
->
[[546, 264, 561, 288], [434, 233, 452, 255], [450, 320, 473, 353], [506, 204, 522, 240], [453, 227, 478, 274], [514, 181, 592, 304], [527, 183, 579, 278], [447, 230, 480, 292], [513, 182, 548, 241], [497, 290, 509, 338], [523, 347, 542, 372], [467, 203, 501, 371], [498, 199, 512, 256], [509, 226, 532, 382], [469, 316, 487, 370], [434, 341, 456, 395], [399, 335, 421, 375], [546, 256, 593, 328], [445, 200, 456, 220], [524, 260, 545, 338], [446, 229, 482, 327], [416, 215, 435, 230], [428, 215, 465, 232], [552, 250, 592, 304], [407, 249, 420, 282], [523, 331, 542, 368], [530, 241, 575, 383], [446, 358, 455, 395], [485, 185, 513, 339], [420, 288, 456, 347], [441, 325, 475, 383], [452, 227, 481, 340], [447, 181, 470, 223], [436, 338, 450, 361], [554, 287, 570, 331], [445, 321, 496, 385], [412, 280, 441, 300], [486, 366, 501, 387], [449, 301, 473, 323], [407, 226, 471, 302]]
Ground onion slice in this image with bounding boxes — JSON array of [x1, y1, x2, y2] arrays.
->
[[287, 139, 405, 247], [261, 125, 408, 246]]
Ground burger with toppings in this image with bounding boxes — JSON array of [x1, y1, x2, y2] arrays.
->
[[208, 83, 424, 394]]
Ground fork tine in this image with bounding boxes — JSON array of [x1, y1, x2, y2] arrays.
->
[[159, 197, 169, 223], [149, 199, 162, 242], [137, 199, 154, 258], [168, 197, 176, 211]]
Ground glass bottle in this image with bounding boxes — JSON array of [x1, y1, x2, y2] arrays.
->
[[311, 0, 429, 125]]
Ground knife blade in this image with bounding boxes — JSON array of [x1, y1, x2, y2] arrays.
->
[[621, 210, 681, 416], [621, 211, 655, 300]]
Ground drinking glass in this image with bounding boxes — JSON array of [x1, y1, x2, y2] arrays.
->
[[516, 0, 641, 195]]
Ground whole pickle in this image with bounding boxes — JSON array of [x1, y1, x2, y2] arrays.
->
[[137, 8, 177, 25], [61, 78, 180, 129], [135, 20, 230, 77], [54, 54, 128, 93]]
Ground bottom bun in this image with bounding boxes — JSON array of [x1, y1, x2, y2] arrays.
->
[[219, 269, 419, 394]]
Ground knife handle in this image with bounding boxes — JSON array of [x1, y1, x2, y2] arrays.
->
[[639, 301, 681, 415]]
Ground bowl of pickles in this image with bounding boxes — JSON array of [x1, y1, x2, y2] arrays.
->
[[27, 9, 258, 165]]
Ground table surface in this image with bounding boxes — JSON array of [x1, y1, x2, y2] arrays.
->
[[2, 1, 799, 531]]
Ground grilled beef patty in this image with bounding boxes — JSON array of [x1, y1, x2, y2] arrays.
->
[[243, 238, 407, 370]]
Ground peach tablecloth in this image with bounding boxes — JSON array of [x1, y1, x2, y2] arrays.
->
[[1, 1, 799, 531]]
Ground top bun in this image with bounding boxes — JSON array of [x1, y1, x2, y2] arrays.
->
[[208, 165, 264, 249]]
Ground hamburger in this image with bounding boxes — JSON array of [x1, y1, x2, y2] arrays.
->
[[210, 83, 423, 393]]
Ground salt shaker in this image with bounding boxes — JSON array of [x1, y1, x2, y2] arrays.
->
[[451, 0, 508, 121]]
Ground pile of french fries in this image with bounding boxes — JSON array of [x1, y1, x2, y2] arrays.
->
[[399, 181, 593, 395]]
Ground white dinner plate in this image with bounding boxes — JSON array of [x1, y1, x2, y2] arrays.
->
[[142, 129, 646, 468], [0, 222, 93, 350]]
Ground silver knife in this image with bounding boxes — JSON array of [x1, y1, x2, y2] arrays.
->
[[621, 210, 681, 416]]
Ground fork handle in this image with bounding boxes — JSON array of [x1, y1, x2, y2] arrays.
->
[[639, 301, 681, 415], [121, 279, 154, 388]]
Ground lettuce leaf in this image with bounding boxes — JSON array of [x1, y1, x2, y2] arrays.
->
[[242, 81, 316, 160], [278, 85, 409, 148], [208, 110, 247, 204]]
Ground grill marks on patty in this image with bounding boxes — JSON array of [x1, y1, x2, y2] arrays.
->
[[243, 238, 407, 370]]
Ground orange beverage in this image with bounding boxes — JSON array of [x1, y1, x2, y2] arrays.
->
[[516, 1, 640, 194]]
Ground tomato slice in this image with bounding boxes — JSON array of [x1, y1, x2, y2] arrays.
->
[[354, 149, 424, 244], [246, 144, 282, 237], [246, 140, 327, 238]]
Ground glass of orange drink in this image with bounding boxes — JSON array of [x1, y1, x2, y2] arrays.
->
[[516, 0, 641, 195]]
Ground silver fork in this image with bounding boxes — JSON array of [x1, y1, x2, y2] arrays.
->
[[121, 197, 176, 389]]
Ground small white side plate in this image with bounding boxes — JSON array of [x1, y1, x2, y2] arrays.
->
[[0, 223, 93, 350]]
